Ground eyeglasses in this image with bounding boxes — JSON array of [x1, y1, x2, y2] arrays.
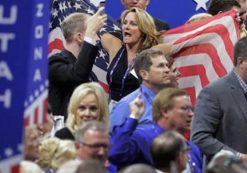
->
[[80, 142, 111, 150]]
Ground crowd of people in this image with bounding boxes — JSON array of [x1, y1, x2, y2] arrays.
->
[[22, 0, 247, 173]]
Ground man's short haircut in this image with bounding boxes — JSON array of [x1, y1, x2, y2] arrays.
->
[[75, 121, 107, 144], [61, 12, 87, 43], [234, 36, 247, 66], [151, 131, 186, 169], [153, 88, 187, 122], [134, 48, 165, 80], [207, 0, 240, 15]]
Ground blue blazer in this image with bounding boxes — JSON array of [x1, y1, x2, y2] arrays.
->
[[109, 118, 202, 173]]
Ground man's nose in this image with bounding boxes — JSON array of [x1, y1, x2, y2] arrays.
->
[[164, 66, 170, 73], [188, 109, 194, 117], [97, 147, 107, 155]]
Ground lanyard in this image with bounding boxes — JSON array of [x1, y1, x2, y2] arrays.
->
[[109, 48, 125, 85], [120, 57, 136, 97], [109, 47, 137, 97]]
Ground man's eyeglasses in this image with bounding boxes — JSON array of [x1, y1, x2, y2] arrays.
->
[[80, 142, 110, 150]]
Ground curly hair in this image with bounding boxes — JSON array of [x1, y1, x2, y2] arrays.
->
[[37, 137, 76, 171]]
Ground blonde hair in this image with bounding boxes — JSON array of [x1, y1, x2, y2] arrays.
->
[[37, 137, 76, 171], [66, 82, 109, 134], [61, 12, 87, 43], [187, 13, 212, 23], [121, 7, 160, 52]]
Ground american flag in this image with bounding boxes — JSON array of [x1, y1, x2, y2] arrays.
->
[[49, 0, 121, 92], [162, 10, 239, 105], [24, 88, 49, 127], [0, 155, 21, 173]]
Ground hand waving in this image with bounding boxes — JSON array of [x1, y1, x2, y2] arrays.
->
[[129, 95, 145, 120], [85, 7, 107, 38]]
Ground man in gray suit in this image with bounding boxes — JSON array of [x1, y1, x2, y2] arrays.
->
[[191, 36, 247, 163]]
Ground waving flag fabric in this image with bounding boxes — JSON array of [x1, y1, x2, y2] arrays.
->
[[162, 10, 239, 105], [49, 0, 121, 92]]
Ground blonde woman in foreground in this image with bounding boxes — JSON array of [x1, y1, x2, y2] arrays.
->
[[55, 82, 108, 140]]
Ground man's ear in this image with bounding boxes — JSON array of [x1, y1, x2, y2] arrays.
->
[[161, 108, 169, 118], [237, 56, 245, 66], [237, 57, 247, 69], [78, 32, 84, 43], [75, 32, 83, 43], [139, 69, 149, 81]]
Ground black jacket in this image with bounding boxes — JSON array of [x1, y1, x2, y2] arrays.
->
[[55, 127, 74, 141], [49, 42, 98, 118]]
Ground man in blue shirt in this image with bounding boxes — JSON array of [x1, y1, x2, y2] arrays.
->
[[109, 87, 202, 173], [110, 48, 173, 132]]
